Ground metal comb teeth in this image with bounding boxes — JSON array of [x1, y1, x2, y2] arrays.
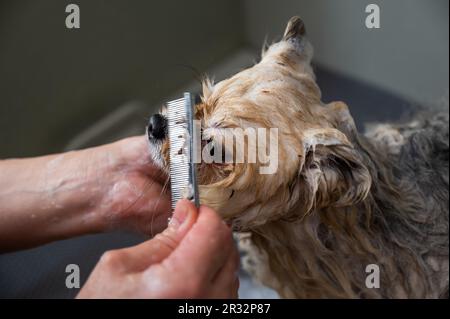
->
[[167, 92, 199, 209]]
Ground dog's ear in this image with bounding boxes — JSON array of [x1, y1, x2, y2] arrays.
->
[[261, 16, 314, 74], [312, 143, 372, 209], [294, 120, 371, 215], [281, 16, 310, 60], [283, 16, 306, 42]]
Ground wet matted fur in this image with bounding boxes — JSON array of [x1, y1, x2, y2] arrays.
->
[[149, 17, 449, 298]]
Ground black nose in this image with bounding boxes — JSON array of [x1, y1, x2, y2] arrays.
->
[[147, 114, 167, 140]]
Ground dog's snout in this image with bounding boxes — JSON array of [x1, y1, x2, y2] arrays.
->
[[147, 114, 167, 140]]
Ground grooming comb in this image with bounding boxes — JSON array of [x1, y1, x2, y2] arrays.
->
[[166, 92, 200, 209]]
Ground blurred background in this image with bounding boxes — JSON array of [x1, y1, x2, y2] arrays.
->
[[0, 0, 448, 298]]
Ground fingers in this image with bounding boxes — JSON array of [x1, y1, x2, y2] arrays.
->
[[163, 205, 235, 283], [113, 200, 198, 272], [210, 241, 240, 298]]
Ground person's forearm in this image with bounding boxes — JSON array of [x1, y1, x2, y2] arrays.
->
[[0, 143, 117, 251], [0, 136, 171, 252]]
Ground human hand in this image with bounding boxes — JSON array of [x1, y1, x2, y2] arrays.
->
[[93, 135, 172, 235], [78, 200, 240, 299]]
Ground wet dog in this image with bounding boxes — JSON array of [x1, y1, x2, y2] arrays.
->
[[147, 17, 449, 298]]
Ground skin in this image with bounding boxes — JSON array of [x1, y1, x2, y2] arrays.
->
[[78, 200, 239, 299], [0, 135, 239, 298]]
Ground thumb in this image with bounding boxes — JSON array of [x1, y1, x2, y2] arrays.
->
[[117, 200, 198, 271]]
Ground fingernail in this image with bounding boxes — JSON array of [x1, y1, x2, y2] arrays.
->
[[168, 201, 191, 230]]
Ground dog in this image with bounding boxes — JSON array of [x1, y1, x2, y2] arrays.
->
[[147, 17, 449, 298]]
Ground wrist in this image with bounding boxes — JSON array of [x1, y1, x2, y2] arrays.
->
[[97, 136, 171, 235], [91, 136, 170, 234]]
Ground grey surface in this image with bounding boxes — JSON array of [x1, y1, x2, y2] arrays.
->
[[0, 232, 145, 299]]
